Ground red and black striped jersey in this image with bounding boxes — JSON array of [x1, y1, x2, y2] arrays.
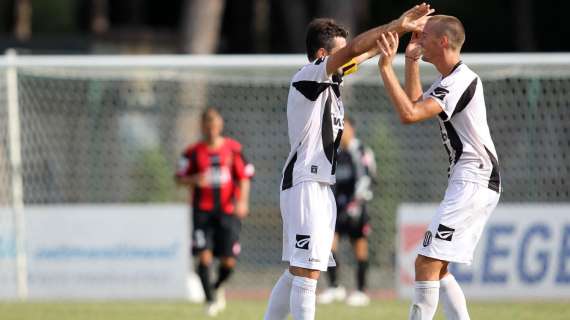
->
[[176, 138, 254, 214]]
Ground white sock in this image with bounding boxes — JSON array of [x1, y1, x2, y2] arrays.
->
[[290, 276, 317, 320], [264, 270, 294, 320], [440, 274, 470, 320], [409, 280, 440, 320]]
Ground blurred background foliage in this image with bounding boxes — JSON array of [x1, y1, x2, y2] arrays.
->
[[0, 0, 566, 54]]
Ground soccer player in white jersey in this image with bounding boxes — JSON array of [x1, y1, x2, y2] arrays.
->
[[376, 15, 501, 320], [263, 4, 434, 320]]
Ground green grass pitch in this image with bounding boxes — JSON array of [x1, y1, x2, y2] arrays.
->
[[1, 300, 568, 320]]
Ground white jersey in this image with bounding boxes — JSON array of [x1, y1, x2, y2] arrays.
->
[[281, 56, 345, 190], [423, 62, 501, 192]]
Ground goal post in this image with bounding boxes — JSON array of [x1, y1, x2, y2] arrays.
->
[[5, 49, 27, 300], [0, 52, 569, 298]]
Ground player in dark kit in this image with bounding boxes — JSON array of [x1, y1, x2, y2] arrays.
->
[[318, 117, 376, 307], [175, 107, 254, 317]]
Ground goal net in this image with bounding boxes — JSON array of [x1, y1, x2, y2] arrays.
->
[[0, 53, 569, 297]]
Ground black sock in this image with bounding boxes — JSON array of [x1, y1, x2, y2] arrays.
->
[[357, 260, 369, 292], [197, 263, 213, 302], [327, 252, 339, 287], [214, 265, 234, 289]]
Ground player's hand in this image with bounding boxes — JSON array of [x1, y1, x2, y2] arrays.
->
[[396, 3, 434, 33], [377, 32, 399, 68], [234, 201, 249, 219], [346, 200, 362, 217], [405, 32, 422, 61]]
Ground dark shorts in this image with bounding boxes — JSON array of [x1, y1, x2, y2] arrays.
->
[[335, 205, 371, 240], [192, 210, 242, 258]]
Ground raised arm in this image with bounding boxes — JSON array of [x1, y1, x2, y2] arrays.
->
[[326, 3, 434, 76], [353, 46, 380, 65], [404, 32, 424, 102], [377, 32, 442, 124]]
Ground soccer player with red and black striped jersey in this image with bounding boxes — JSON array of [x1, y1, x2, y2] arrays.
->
[[176, 107, 254, 316]]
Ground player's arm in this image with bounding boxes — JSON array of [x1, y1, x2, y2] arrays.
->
[[340, 45, 382, 77], [174, 169, 196, 206], [234, 179, 250, 219], [377, 32, 442, 124], [232, 147, 254, 219], [326, 3, 434, 77], [174, 150, 198, 187], [353, 153, 374, 203], [175, 174, 196, 186], [338, 47, 378, 78], [404, 32, 423, 102], [353, 46, 380, 65]]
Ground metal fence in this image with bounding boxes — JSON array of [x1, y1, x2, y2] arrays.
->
[[1, 54, 569, 292]]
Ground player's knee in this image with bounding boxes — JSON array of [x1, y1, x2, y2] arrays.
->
[[352, 238, 368, 259], [414, 255, 445, 281], [289, 266, 320, 280], [220, 257, 237, 268], [439, 263, 450, 279], [198, 250, 214, 265]]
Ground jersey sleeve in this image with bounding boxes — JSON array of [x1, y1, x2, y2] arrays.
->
[[233, 152, 255, 180], [175, 148, 198, 177], [229, 140, 254, 180], [424, 74, 472, 121], [298, 56, 331, 83], [291, 57, 334, 102]]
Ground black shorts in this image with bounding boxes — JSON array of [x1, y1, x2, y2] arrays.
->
[[192, 210, 242, 258], [335, 205, 371, 240]]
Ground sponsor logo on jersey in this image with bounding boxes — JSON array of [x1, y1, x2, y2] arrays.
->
[[295, 234, 310, 250], [423, 231, 432, 247], [311, 165, 318, 174], [333, 116, 344, 127], [430, 86, 450, 101], [435, 224, 455, 241], [308, 257, 320, 262]]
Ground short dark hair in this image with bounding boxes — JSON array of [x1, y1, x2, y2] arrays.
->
[[429, 15, 465, 51], [305, 18, 348, 61]]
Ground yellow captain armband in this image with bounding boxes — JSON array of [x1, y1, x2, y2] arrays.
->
[[341, 59, 358, 76]]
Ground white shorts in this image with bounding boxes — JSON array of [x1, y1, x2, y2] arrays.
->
[[280, 181, 336, 271], [418, 180, 500, 265]]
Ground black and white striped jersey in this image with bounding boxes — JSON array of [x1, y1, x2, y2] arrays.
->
[[281, 56, 345, 190], [423, 62, 501, 192]]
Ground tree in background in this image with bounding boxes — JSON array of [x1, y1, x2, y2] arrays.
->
[[181, 0, 225, 54], [14, 0, 31, 41]]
